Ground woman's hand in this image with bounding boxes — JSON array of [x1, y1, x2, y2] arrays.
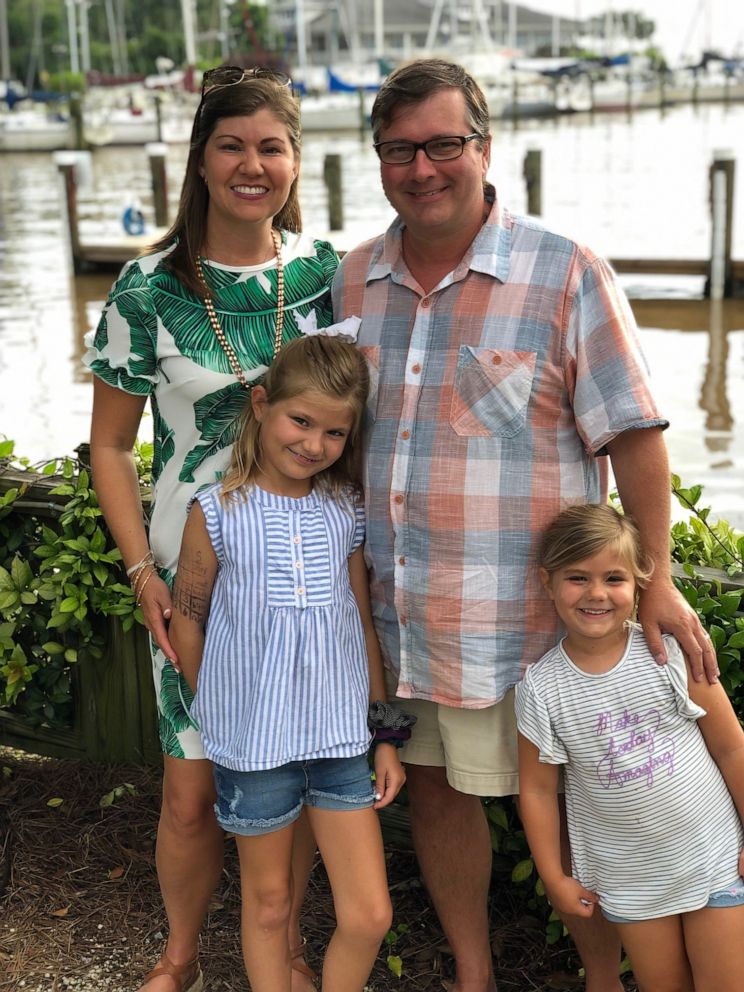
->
[[372, 743, 406, 809], [138, 573, 178, 667]]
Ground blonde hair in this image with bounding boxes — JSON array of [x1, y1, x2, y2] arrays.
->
[[221, 335, 369, 502], [538, 504, 653, 587]]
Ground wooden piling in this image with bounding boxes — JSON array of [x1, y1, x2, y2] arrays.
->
[[323, 153, 344, 231], [523, 148, 542, 215], [357, 87, 368, 132], [146, 142, 169, 228], [707, 149, 735, 299], [69, 92, 86, 150], [54, 153, 84, 274]]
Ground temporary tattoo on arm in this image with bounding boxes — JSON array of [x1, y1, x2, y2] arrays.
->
[[173, 549, 211, 624]]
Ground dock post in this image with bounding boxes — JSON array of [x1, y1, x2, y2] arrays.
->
[[523, 148, 542, 216], [323, 153, 344, 231], [69, 92, 86, 150], [154, 93, 163, 142], [357, 87, 368, 132], [510, 75, 520, 127], [53, 152, 84, 274], [146, 142, 169, 228], [707, 149, 735, 299]]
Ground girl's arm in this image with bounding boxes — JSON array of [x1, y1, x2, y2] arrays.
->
[[518, 733, 598, 918], [169, 502, 218, 694], [348, 545, 406, 809], [688, 665, 744, 873], [90, 378, 177, 662]]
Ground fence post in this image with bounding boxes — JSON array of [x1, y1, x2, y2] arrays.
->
[[323, 153, 344, 231], [523, 148, 542, 215], [707, 149, 735, 299], [146, 142, 169, 228]]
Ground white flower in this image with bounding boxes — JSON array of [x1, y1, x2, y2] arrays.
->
[[295, 309, 361, 343]]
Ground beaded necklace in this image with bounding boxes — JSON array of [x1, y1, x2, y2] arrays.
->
[[195, 228, 285, 389]]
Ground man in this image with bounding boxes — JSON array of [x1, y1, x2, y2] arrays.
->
[[332, 59, 715, 992]]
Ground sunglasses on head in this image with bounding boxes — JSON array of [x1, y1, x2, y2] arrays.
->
[[200, 65, 293, 97]]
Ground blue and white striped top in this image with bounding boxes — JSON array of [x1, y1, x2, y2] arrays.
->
[[191, 482, 371, 770]]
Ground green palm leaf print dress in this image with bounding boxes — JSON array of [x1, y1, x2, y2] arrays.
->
[[85, 232, 339, 758]]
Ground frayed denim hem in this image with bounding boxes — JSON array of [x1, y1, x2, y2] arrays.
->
[[305, 787, 376, 810], [213, 799, 303, 837]]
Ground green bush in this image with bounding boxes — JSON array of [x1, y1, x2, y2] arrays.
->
[[0, 442, 143, 728]]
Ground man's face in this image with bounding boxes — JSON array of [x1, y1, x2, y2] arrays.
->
[[377, 88, 491, 241]]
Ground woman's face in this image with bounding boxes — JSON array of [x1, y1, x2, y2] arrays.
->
[[200, 109, 299, 238]]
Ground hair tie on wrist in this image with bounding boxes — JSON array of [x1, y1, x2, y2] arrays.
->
[[368, 699, 416, 749]]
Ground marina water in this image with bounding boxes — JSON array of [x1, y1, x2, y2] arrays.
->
[[0, 101, 743, 526]]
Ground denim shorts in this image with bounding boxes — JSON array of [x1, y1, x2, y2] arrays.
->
[[601, 877, 744, 923], [212, 753, 376, 837]]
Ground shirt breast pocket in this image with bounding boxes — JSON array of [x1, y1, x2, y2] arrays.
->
[[449, 346, 537, 438]]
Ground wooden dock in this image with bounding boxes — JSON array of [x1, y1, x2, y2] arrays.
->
[[56, 149, 743, 296]]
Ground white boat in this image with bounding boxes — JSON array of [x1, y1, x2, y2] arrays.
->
[[299, 92, 376, 131], [0, 109, 73, 152]]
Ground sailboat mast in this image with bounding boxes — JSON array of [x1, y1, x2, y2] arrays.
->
[[0, 0, 10, 81]]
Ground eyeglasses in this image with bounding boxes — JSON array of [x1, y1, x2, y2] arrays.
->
[[201, 65, 293, 97], [374, 133, 481, 165]]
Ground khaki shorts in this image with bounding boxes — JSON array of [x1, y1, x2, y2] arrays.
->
[[385, 671, 519, 797]]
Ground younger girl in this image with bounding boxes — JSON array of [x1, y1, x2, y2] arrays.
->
[[170, 334, 409, 992], [516, 503, 744, 992]]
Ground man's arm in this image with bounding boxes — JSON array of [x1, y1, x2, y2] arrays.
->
[[607, 426, 717, 682]]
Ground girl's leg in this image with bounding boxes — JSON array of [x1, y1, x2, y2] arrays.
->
[[288, 808, 318, 991], [235, 825, 296, 992], [308, 807, 392, 992], [613, 916, 693, 992], [142, 755, 224, 991], [683, 904, 744, 992]]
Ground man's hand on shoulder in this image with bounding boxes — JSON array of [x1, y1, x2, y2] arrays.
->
[[638, 578, 718, 683]]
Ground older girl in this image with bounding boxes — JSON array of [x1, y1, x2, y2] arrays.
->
[[86, 66, 337, 991]]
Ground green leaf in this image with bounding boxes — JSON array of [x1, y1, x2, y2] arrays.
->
[[386, 955, 403, 978], [511, 858, 535, 883], [59, 597, 79, 613], [42, 642, 66, 655]]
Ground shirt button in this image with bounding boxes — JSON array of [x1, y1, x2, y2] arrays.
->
[[491, 354, 502, 365], [293, 536, 301, 544], [394, 494, 404, 504], [297, 587, 305, 595], [401, 429, 410, 440], [421, 298, 430, 308], [294, 560, 303, 568], [411, 363, 421, 374], [399, 556, 406, 566]]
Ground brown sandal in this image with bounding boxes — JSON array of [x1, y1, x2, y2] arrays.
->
[[290, 939, 318, 988], [140, 951, 204, 992]]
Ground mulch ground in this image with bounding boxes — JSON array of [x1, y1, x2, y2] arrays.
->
[[0, 747, 637, 991]]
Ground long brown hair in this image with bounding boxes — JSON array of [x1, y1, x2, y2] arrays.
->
[[150, 73, 303, 296], [221, 336, 370, 503]]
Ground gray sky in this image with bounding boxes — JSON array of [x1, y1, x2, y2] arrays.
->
[[523, 1, 744, 62]]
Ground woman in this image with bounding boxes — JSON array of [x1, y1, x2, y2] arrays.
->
[[85, 66, 336, 992]]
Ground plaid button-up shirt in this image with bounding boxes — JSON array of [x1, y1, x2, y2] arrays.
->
[[332, 192, 667, 708]]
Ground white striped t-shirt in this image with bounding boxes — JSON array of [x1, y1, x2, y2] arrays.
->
[[516, 627, 743, 920], [191, 483, 371, 770]]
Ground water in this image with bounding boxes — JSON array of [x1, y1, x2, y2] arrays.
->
[[0, 101, 743, 526]]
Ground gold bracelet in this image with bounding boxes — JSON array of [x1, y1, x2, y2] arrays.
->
[[132, 561, 156, 597], [135, 568, 156, 606]]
